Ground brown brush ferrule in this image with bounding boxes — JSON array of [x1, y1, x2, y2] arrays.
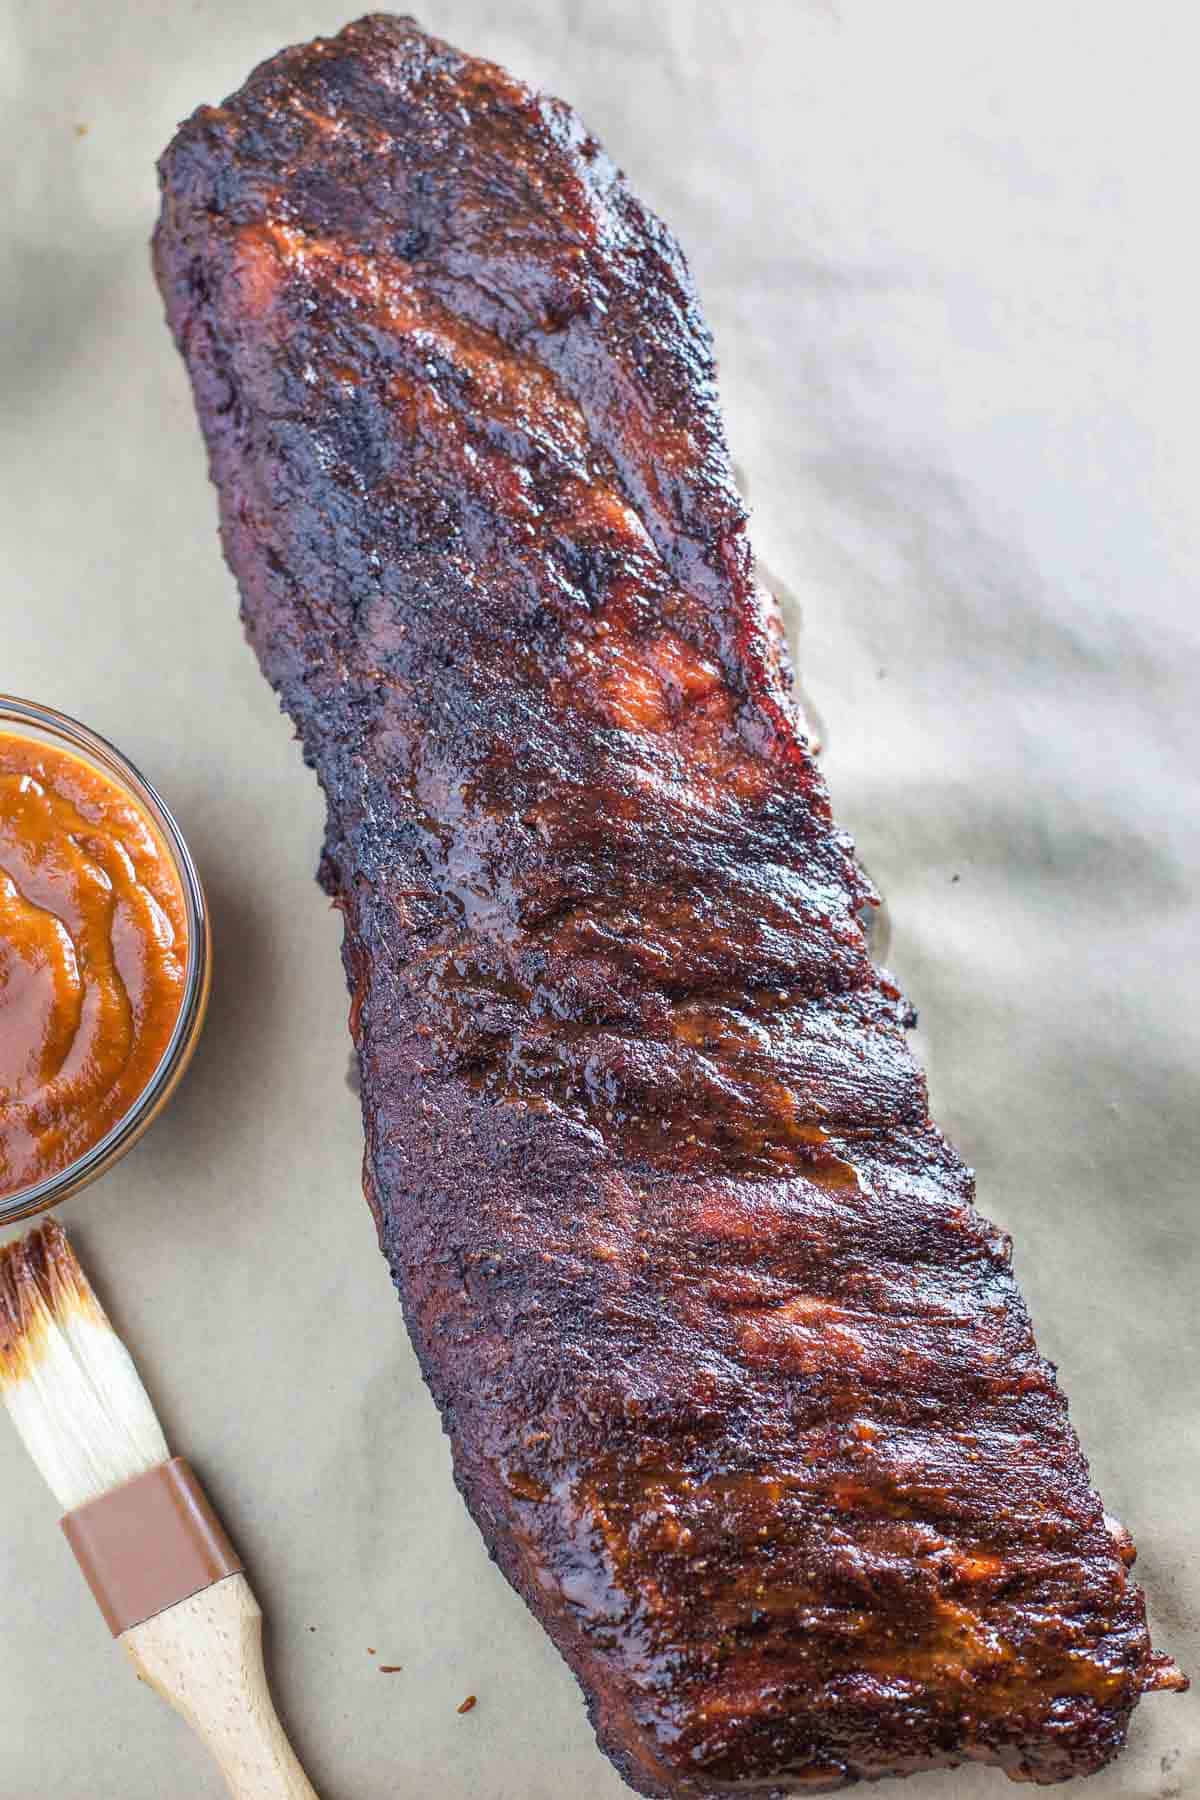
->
[[61, 1457, 243, 1637]]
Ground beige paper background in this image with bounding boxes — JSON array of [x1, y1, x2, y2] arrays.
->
[[2, 3, 1196, 1796]]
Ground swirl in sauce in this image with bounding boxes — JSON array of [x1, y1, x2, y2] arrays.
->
[[0, 734, 188, 1199]]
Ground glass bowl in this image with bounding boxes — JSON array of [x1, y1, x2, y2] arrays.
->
[[0, 695, 211, 1227]]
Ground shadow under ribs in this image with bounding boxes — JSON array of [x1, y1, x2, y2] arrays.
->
[[153, 14, 1184, 1795]]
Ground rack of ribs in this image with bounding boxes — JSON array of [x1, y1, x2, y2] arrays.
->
[[154, 15, 1184, 1793]]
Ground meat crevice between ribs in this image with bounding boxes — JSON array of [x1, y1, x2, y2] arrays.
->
[[154, 15, 1184, 1793]]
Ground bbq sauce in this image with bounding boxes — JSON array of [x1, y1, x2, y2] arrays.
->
[[0, 734, 188, 1198]]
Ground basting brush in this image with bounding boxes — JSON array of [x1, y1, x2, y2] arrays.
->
[[0, 1219, 318, 1799]]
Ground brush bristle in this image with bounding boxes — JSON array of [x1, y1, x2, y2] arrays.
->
[[0, 1221, 168, 1512]]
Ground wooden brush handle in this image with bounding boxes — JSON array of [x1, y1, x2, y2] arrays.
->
[[121, 1573, 318, 1799]]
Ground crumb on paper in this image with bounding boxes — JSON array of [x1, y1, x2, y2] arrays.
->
[[457, 1694, 477, 1714], [379, 1664, 403, 1674], [367, 1646, 376, 1654], [74, 123, 88, 137], [308, 1626, 317, 1633]]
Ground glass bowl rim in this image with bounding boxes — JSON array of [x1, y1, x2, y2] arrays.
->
[[0, 694, 211, 1227]]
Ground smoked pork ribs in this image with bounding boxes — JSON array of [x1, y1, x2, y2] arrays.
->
[[154, 15, 1184, 1794]]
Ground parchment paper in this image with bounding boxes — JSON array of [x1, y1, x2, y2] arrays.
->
[[1, 4, 1196, 1796]]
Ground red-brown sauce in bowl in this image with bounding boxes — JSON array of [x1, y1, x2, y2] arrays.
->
[[0, 734, 188, 1200]]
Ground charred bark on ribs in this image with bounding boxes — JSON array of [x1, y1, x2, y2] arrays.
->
[[154, 16, 1184, 1793]]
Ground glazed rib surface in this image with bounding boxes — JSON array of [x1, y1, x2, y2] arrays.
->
[[154, 16, 1181, 1793]]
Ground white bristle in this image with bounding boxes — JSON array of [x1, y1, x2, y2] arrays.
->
[[0, 1223, 169, 1513]]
